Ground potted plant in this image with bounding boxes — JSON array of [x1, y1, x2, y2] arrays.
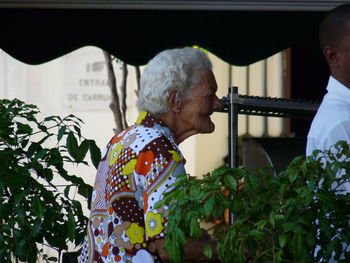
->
[[158, 141, 350, 262], [0, 99, 101, 263]]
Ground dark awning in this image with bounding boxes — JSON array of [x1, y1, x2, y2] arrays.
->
[[0, 1, 347, 66]]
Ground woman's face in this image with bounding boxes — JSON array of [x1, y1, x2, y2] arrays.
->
[[179, 70, 222, 134]]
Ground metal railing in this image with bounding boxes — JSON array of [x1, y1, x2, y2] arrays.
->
[[217, 86, 320, 225]]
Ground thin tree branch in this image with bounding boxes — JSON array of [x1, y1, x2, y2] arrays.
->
[[121, 62, 128, 129], [135, 66, 141, 97], [103, 50, 124, 133]]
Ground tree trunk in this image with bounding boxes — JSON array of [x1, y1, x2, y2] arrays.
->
[[121, 62, 128, 128], [135, 66, 141, 96], [103, 50, 124, 134]]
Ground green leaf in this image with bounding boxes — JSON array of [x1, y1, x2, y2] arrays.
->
[[212, 165, 232, 177], [223, 174, 237, 190], [190, 184, 200, 196], [173, 189, 185, 200], [89, 140, 101, 169], [245, 174, 259, 190], [176, 228, 186, 246], [204, 242, 212, 259], [45, 232, 67, 250], [42, 168, 54, 181], [26, 142, 40, 157], [0, 126, 13, 137], [67, 131, 78, 159], [17, 122, 33, 134], [47, 148, 63, 167], [164, 237, 181, 263], [292, 228, 303, 260], [67, 210, 76, 241], [189, 217, 201, 239], [249, 229, 264, 240], [275, 249, 283, 263], [0, 205, 11, 220], [64, 185, 71, 198], [75, 139, 90, 162], [78, 184, 93, 209], [31, 222, 42, 237], [32, 196, 47, 218], [282, 222, 295, 233], [256, 219, 267, 230], [17, 206, 26, 223], [57, 126, 66, 142], [73, 125, 82, 138], [38, 124, 48, 133], [20, 139, 29, 148], [2, 174, 26, 188], [15, 239, 26, 256], [15, 189, 29, 204], [65, 114, 84, 125], [154, 199, 164, 209], [269, 216, 275, 227], [44, 116, 62, 123], [288, 169, 298, 183], [316, 192, 336, 209], [238, 246, 246, 263], [279, 234, 287, 248], [203, 196, 215, 216], [33, 149, 46, 161], [27, 242, 38, 263]]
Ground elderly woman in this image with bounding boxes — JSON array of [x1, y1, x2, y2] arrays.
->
[[80, 48, 222, 263]]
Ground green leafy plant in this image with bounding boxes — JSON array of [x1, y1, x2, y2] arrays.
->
[[0, 99, 101, 263], [159, 141, 350, 263]]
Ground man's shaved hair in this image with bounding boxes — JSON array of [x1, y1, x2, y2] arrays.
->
[[319, 3, 350, 50]]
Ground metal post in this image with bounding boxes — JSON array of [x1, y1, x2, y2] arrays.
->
[[229, 86, 238, 170], [228, 86, 238, 225]]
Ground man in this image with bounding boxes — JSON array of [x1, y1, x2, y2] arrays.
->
[[306, 3, 350, 160], [79, 48, 222, 263], [306, 4, 350, 261]]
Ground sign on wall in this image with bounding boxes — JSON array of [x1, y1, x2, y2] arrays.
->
[[63, 47, 115, 111]]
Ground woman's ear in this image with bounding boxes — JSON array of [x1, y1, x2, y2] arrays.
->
[[324, 45, 340, 67], [167, 89, 181, 113]]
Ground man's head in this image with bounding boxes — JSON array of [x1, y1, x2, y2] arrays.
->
[[137, 48, 213, 115], [319, 3, 350, 88]]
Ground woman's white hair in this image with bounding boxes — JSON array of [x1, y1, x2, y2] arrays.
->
[[136, 48, 212, 115]]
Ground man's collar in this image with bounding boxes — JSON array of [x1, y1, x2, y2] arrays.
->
[[328, 76, 350, 98]]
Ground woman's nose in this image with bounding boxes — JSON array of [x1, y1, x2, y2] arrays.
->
[[213, 95, 223, 111]]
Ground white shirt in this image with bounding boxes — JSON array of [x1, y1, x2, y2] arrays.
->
[[306, 76, 350, 156], [306, 76, 350, 262]]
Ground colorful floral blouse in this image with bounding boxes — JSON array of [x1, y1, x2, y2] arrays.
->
[[80, 111, 186, 263]]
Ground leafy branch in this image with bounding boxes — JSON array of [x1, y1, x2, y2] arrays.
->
[[160, 141, 350, 263], [0, 99, 101, 263]]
